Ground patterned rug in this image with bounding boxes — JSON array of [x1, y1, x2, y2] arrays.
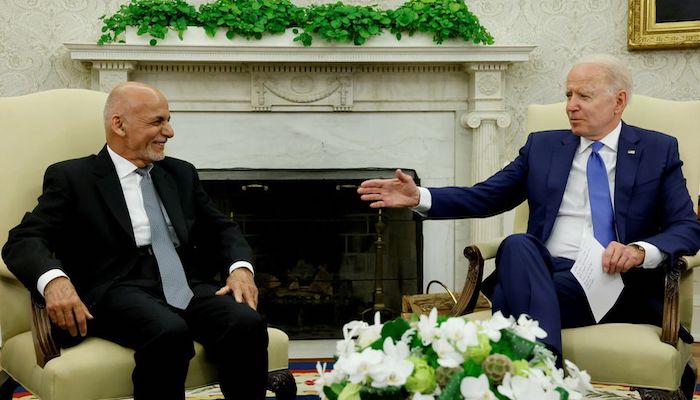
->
[[9, 361, 700, 399]]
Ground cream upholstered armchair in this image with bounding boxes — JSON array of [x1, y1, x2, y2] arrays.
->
[[0, 89, 295, 400], [461, 95, 700, 400]]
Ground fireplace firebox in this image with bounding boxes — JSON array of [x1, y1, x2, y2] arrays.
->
[[199, 168, 422, 339]]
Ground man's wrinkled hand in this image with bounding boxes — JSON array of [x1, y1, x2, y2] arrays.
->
[[602, 241, 645, 274], [357, 169, 421, 209], [44, 277, 93, 337], [215, 268, 258, 310]]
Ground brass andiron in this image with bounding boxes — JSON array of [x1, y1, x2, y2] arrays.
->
[[361, 208, 395, 322]]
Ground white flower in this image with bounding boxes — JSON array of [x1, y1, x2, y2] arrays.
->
[[460, 374, 496, 400], [523, 367, 557, 392], [476, 311, 514, 342], [432, 337, 464, 368], [314, 362, 342, 393], [513, 314, 547, 342], [342, 348, 384, 384], [563, 359, 594, 398], [342, 320, 367, 340], [497, 373, 560, 400], [336, 337, 357, 359], [357, 312, 384, 348], [416, 307, 440, 345], [437, 316, 479, 352], [367, 338, 414, 387]]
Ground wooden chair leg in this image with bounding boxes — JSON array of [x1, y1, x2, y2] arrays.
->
[[267, 369, 296, 400], [636, 387, 685, 400]]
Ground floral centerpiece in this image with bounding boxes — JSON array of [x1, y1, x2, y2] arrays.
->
[[316, 309, 596, 400]]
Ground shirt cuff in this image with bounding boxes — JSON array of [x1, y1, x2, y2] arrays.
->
[[229, 261, 254, 276], [412, 187, 432, 216], [37, 269, 68, 297], [632, 241, 665, 269]]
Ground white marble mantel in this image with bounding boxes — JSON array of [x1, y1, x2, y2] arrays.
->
[[66, 40, 534, 292]]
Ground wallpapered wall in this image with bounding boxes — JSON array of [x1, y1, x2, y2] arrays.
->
[[1, 0, 699, 160]]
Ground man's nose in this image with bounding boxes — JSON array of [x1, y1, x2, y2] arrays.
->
[[162, 122, 174, 137], [566, 98, 579, 112]]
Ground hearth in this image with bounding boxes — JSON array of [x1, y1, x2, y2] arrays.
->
[[199, 168, 422, 339]]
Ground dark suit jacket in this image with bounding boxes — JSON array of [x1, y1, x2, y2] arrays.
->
[[427, 122, 700, 323], [2, 146, 252, 310]]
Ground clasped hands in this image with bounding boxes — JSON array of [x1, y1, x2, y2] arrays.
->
[[45, 268, 258, 338]]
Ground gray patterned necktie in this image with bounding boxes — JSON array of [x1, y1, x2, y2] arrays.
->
[[135, 167, 193, 309]]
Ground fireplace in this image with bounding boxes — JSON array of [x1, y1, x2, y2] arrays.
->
[[67, 40, 533, 319], [199, 168, 421, 339]]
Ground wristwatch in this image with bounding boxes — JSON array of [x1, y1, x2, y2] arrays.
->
[[629, 243, 646, 266]]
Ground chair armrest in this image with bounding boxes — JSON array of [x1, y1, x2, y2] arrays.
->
[[680, 252, 700, 270], [466, 237, 506, 262], [661, 250, 700, 346], [30, 297, 60, 368], [453, 237, 506, 316]]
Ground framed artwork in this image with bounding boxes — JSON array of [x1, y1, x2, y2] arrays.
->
[[628, 0, 700, 49]]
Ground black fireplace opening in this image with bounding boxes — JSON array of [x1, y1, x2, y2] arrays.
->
[[199, 168, 423, 339]]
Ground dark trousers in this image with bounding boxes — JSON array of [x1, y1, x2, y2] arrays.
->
[[485, 234, 599, 360], [79, 255, 268, 400], [485, 233, 669, 366]]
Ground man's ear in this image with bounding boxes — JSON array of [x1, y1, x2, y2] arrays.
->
[[614, 89, 628, 115], [111, 115, 126, 137]]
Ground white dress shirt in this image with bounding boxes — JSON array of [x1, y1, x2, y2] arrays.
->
[[37, 146, 252, 296], [415, 122, 663, 268]]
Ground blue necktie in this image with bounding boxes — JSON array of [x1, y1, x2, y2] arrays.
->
[[136, 167, 194, 309], [587, 142, 616, 246]]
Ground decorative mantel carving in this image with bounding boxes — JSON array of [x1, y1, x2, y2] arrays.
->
[[65, 41, 534, 291]]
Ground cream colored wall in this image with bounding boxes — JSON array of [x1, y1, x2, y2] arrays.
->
[[2, 0, 699, 157]]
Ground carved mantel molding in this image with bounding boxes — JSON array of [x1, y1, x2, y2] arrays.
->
[[65, 41, 534, 290]]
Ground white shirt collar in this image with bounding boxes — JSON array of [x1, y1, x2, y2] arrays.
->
[[106, 145, 150, 179], [577, 121, 622, 154]]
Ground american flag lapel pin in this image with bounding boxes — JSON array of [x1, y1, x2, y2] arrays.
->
[[627, 149, 636, 155]]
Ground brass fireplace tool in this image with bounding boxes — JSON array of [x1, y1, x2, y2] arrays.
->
[[361, 208, 395, 323]]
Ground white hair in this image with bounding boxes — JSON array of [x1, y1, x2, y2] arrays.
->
[[573, 54, 633, 98]]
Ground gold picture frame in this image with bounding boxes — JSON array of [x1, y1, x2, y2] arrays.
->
[[628, 0, 700, 50]]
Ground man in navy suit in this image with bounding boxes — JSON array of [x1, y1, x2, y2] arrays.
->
[[358, 54, 700, 361], [2, 82, 268, 399]]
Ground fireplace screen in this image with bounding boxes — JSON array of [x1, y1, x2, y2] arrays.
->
[[199, 169, 422, 339]]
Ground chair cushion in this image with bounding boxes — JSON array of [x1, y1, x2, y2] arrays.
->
[[1, 327, 288, 400], [562, 323, 690, 390]]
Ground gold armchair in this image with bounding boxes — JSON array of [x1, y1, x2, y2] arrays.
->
[[461, 95, 700, 399], [0, 89, 295, 400]]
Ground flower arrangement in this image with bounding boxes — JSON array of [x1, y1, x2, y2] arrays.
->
[[316, 309, 596, 400]]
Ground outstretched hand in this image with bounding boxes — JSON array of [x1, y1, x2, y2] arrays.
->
[[357, 169, 421, 209], [44, 277, 93, 337], [216, 268, 259, 310]]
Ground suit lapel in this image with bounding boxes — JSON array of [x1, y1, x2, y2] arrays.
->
[[150, 164, 189, 244], [542, 133, 580, 240], [614, 122, 641, 243], [94, 146, 135, 243]]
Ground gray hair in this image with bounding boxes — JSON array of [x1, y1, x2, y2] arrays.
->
[[573, 54, 633, 98]]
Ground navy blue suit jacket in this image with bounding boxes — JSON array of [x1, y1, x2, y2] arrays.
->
[[428, 122, 700, 324]]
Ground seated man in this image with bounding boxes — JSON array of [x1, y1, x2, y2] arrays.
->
[[357, 54, 700, 363], [2, 82, 268, 399]]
